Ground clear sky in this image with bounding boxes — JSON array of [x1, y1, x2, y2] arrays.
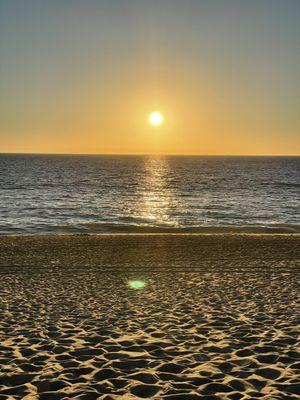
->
[[0, 0, 299, 155]]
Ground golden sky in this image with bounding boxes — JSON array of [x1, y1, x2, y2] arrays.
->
[[0, 0, 299, 155]]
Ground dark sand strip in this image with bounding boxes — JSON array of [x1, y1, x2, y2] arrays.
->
[[0, 233, 299, 269]]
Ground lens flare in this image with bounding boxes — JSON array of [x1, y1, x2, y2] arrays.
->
[[128, 280, 146, 289]]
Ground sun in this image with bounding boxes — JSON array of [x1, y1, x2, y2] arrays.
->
[[148, 111, 164, 127]]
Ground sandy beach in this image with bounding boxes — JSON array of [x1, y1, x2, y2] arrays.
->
[[0, 234, 299, 399]]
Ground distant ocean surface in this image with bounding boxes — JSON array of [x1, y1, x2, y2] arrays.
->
[[0, 154, 299, 234]]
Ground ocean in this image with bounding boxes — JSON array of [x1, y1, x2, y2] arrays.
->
[[0, 154, 299, 234]]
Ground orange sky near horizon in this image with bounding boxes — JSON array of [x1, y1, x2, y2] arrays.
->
[[0, 1, 299, 155]]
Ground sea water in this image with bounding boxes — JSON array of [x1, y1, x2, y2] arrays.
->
[[0, 154, 299, 234]]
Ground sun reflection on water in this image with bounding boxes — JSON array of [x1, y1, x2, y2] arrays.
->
[[136, 157, 179, 228]]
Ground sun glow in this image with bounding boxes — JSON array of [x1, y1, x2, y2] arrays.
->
[[148, 111, 164, 127]]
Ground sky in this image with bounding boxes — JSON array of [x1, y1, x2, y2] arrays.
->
[[0, 0, 299, 155]]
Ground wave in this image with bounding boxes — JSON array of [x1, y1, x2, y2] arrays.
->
[[274, 182, 300, 188], [51, 222, 300, 234]]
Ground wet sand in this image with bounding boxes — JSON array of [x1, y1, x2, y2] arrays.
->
[[0, 234, 299, 399]]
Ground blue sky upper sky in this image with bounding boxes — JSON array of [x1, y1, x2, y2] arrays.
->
[[0, 0, 299, 154]]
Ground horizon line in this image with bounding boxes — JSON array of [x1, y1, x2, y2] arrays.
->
[[0, 152, 299, 157]]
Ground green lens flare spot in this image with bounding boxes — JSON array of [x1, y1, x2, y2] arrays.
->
[[128, 280, 146, 290]]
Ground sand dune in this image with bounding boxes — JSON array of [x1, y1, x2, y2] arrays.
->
[[0, 234, 299, 399]]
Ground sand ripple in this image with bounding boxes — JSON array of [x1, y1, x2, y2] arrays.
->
[[0, 235, 299, 399]]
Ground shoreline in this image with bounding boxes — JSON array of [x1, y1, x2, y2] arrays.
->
[[1, 232, 300, 237], [1, 227, 300, 235]]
